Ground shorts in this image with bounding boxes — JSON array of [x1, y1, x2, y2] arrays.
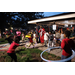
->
[[7, 53, 17, 62]]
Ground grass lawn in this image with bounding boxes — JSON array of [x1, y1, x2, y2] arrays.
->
[[0, 47, 61, 62], [0, 38, 8, 44]]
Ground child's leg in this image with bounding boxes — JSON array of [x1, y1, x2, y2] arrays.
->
[[12, 53, 17, 62], [52, 41, 54, 47], [44, 40, 46, 46], [50, 41, 52, 47], [7, 53, 14, 62], [10, 53, 17, 62], [48, 40, 50, 48], [28, 43, 31, 47], [45, 40, 47, 46]]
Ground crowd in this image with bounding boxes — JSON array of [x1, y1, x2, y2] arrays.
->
[[1, 26, 75, 62]]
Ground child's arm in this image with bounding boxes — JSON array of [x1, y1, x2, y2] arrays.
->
[[19, 43, 26, 46], [61, 40, 65, 49]]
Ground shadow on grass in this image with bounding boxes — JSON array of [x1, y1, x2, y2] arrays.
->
[[15, 48, 25, 54], [24, 58, 43, 62]]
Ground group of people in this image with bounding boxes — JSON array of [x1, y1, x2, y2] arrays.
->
[[36, 26, 75, 62], [2, 26, 75, 62], [36, 26, 64, 47]]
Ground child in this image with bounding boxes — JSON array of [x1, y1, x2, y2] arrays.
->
[[61, 30, 75, 62], [33, 31, 37, 44], [7, 37, 25, 62], [44, 31, 49, 47], [16, 30, 21, 41], [48, 31, 54, 47], [27, 32, 34, 48], [22, 32, 25, 42]]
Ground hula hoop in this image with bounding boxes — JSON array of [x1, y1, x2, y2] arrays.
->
[[40, 46, 75, 62]]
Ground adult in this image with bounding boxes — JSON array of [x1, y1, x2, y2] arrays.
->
[[37, 26, 45, 45], [44, 31, 49, 47], [55, 30, 60, 43], [16, 29, 21, 41], [60, 30, 64, 42]]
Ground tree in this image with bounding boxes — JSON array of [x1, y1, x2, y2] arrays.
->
[[0, 12, 44, 34]]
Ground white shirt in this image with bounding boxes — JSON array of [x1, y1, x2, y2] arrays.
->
[[60, 34, 64, 41], [44, 32, 49, 40], [55, 32, 60, 38], [33, 34, 36, 38]]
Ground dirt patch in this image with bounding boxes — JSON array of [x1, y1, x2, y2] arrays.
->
[[31, 53, 44, 62], [0, 57, 5, 62], [0, 51, 7, 57]]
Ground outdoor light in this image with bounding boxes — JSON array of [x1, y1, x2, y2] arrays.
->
[[52, 25, 56, 30], [8, 23, 10, 25], [5, 28, 8, 30], [64, 24, 68, 27], [11, 27, 13, 29]]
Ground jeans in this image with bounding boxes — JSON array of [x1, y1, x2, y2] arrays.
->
[[44, 40, 47, 46], [61, 55, 71, 62], [48, 40, 53, 48]]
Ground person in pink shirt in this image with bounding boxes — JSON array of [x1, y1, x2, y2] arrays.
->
[[16, 30, 21, 41], [7, 37, 25, 62]]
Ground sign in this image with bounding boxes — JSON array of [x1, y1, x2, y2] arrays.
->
[[52, 25, 56, 30]]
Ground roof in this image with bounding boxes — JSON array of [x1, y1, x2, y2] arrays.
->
[[28, 12, 75, 24]]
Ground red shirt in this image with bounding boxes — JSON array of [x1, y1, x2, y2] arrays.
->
[[7, 41, 19, 53], [61, 38, 75, 56]]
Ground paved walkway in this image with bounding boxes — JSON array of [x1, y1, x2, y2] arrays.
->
[[37, 43, 62, 57], [37, 43, 75, 62]]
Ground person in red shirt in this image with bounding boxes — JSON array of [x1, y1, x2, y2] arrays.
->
[[7, 37, 25, 62], [36, 26, 45, 45], [61, 30, 75, 62]]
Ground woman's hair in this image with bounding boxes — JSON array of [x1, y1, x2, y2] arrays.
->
[[64, 30, 71, 38]]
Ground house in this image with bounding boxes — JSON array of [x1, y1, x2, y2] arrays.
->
[[28, 12, 75, 42]]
